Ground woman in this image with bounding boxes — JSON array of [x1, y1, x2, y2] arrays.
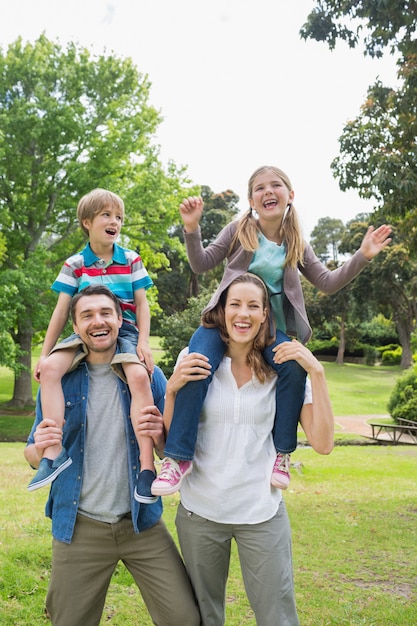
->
[[160, 273, 334, 626]]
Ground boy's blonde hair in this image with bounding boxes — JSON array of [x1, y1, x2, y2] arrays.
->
[[77, 189, 125, 236], [230, 166, 305, 269]]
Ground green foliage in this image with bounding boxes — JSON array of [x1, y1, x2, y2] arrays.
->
[[387, 364, 417, 422], [363, 344, 378, 366], [157, 293, 210, 378], [0, 35, 193, 403], [309, 217, 345, 262], [381, 346, 402, 365]]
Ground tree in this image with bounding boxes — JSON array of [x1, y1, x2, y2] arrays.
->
[[300, 1, 417, 249], [0, 35, 191, 406], [340, 219, 417, 369], [309, 217, 345, 262]]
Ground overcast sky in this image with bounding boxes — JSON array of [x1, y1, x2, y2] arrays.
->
[[2, 0, 399, 238]]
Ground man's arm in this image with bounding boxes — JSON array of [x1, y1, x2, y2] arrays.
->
[[24, 418, 63, 468]]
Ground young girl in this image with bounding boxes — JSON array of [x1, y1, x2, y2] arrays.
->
[[151, 165, 392, 496]]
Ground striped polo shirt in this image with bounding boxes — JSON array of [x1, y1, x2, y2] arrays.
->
[[51, 242, 153, 327]]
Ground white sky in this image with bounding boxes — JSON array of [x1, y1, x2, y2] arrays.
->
[[2, 0, 399, 238]]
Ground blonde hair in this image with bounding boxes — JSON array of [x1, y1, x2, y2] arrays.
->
[[202, 273, 275, 383], [230, 166, 305, 269], [77, 189, 125, 236]]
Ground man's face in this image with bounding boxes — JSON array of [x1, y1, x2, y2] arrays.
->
[[72, 294, 122, 361]]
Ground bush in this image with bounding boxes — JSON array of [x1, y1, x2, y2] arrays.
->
[[363, 344, 378, 366], [387, 364, 417, 423], [381, 346, 402, 365]]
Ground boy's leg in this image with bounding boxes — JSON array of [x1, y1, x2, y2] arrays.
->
[[163, 325, 226, 460], [28, 347, 77, 491], [123, 361, 158, 504]]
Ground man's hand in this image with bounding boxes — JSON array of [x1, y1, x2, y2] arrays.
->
[[135, 405, 165, 458]]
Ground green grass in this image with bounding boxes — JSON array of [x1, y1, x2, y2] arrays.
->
[[1, 444, 416, 625]]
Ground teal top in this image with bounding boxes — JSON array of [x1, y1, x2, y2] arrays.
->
[[248, 232, 287, 333]]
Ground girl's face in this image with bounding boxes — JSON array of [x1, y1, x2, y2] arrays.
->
[[224, 282, 267, 348], [249, 170, 294, 225]]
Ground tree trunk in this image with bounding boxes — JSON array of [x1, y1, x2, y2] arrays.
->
[[396, 317, 413, 369], [335, 318, 345, 365], [10, 322, 35, 407]]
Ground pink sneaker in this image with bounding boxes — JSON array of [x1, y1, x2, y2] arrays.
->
[[151, 458, 193, 496], [271, 453, 291, 490]]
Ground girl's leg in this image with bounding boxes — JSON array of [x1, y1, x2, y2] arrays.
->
[[123, 361, 158, 504], [163, 325, 226, 461], [263, 331, 307, 454], [263, 331, 307, 489], [28, 348, 76, 491], [175, 502, 232, 626]]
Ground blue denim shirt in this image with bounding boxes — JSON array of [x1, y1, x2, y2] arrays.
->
[[26, 350, 167, 544]]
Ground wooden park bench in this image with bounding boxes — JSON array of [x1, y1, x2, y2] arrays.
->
[[369, 418, 417, 445]]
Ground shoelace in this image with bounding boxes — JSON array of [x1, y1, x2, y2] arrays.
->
[[157, 459, 180, 481], [274, 454, 290, 473]]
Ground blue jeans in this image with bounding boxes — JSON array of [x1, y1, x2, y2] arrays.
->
[[164, 326, 307, 460]]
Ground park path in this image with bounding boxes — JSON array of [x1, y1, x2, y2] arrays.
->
[[334, 414, 389, 438]]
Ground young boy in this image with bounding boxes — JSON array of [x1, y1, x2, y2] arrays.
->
[[30, 189, 158, 503]]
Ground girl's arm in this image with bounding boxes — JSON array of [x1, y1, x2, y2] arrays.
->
[[273, 341, 334, 454], [180, 195, 237, 274], [34, 292, 72, 382], [302, 224, 392, 295]]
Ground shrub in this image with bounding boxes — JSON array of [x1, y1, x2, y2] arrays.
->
[[363, 345, 378, 366], [381, 346, 402, 365], [387, 364, 417, 423]]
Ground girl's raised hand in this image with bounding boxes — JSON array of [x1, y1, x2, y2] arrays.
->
[[360, 224, 392, 260], [179, 196, 204, 233]]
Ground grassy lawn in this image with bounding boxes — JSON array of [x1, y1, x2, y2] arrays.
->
[[1, 443, 416, 625]]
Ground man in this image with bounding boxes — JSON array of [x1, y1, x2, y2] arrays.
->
[[25, 285, 200, 626]]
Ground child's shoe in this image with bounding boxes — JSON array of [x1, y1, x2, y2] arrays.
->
[[27, 448, 72, 491], [271, 453, 291, 490], [151, 458, 193, 496], [134, 470, 158, 504]]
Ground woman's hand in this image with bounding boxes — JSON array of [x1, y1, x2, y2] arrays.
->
[[167, 352, 211, 395], [273, 340, 323, 375], [179, 196, 204, 233]]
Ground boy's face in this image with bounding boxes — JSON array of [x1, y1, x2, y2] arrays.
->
[[82, 204, 124, 245]]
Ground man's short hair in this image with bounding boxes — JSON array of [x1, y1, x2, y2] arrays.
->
[[70, 285, 122, 323]]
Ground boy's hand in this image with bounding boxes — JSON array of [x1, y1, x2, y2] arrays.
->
[[137, 342, 154, 375], [33, 356, 46, 383], [179, 196, 204, 233]]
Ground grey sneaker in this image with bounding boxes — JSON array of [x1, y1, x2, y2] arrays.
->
[[27, 448, 72, 491], [134, 470, 158, 504]]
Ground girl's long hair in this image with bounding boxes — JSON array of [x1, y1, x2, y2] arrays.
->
[[202, 273, 275, 383], [229, 166, 305, 269]]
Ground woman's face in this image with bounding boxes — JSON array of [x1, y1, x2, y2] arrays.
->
[[249, 170, 294, 225], [224, 281, 267, 348]]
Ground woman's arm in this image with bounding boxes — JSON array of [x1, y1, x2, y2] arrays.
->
[[273, 341, 334, 454]]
